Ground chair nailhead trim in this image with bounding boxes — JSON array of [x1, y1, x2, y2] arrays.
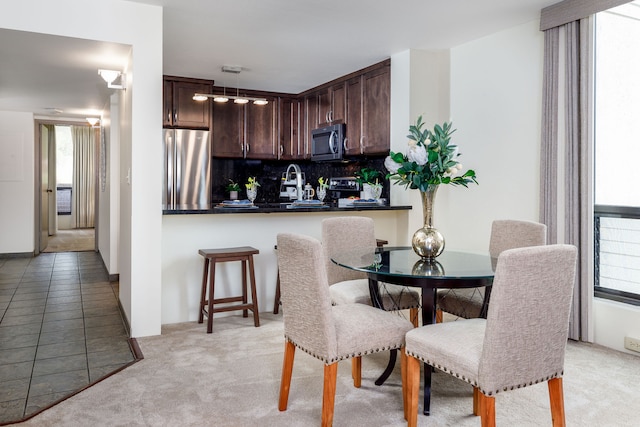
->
[[287, 336, 404, 364], [405, 351, 563, 396]]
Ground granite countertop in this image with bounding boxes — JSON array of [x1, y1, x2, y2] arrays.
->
[[163, 201, 412, 215]]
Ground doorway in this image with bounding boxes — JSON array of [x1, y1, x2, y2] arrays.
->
[[36, 121, 98, 254]]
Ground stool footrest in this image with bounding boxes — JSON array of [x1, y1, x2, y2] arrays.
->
[[212, 296, 244, 304], [212, 304, 256, 314]]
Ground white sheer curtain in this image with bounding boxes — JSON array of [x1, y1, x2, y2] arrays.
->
[[538, 0, 634, 341], [71, 125, 95, 228]]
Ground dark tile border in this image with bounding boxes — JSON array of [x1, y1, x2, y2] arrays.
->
[[0, 338, 143, 426]]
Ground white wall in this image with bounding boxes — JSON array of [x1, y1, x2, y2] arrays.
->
[[1, 0, 163, 337], [0, 111, 35, 253], [446, 20, 543, 251], [161, 211, 407, 324], [97, 93, 121, 276]]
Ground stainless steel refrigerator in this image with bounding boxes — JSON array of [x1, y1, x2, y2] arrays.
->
[[163, 128, 211, 210]]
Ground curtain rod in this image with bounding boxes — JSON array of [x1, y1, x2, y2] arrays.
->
[[540, 0, 633, 30]]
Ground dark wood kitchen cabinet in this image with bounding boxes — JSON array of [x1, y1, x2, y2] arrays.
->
[[163, 76, 213, 129], [318, 82, 346, 126], [344, 76, 362, 155], [360, 65, 390, 154], [245, 100, 277, 159], [278, 97, 301, 160], [211, 100, 244, 158], [211, 92, 277, 159], [302, 94, 319, 159], [342, 63, 390, 155]]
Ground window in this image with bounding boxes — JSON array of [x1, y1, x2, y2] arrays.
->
[[594, 1, 640, 304], [55, 126, 72, 215]]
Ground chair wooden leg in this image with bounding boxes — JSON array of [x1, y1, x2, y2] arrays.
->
[[435, 308, 443, 323], [278, 341, 295, 411], [406, 355, 420, 427], [322, 363, 338, 427], [399, 347, 408, 421], [479, 392, 495, 427], [548, 377, 566, 427], [410, 308, 420, 327], [473, 386, 481, 415], [351, 356, 361, 388]]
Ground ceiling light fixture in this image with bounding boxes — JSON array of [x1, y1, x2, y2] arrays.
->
[[98, 69, 126, 90], [86, 117, 100, 127], [192, 65, 268, 105]]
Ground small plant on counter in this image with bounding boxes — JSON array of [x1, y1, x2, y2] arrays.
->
[[317, 177, 329, 190], [225, 179, 241, 193], [245, 177, 260, 190], [354, 167, 382, 186]]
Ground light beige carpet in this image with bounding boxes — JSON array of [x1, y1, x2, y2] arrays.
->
[[42, 229, 95, 252], [8, 313, 640, 426]]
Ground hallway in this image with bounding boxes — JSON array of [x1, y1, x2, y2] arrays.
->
[[0, 251, 138, 424]]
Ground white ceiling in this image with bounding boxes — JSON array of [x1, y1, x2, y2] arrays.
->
[[0, 0, 559, 119]]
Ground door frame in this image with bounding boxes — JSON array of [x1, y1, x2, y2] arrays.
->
[[34, 119, 100, 254]]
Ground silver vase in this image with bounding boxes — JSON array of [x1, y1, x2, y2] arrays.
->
[[412, 185, 445, 259]]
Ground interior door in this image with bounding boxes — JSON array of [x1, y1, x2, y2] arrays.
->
[[39, 125, 50, 252]]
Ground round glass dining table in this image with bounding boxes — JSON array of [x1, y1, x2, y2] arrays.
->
[[331, 246, 496, 415]]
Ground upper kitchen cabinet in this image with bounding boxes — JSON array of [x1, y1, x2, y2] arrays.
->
[[211, 88, 278, 159], [318, 82, 346, 126], [211, 100, 244, 158], [245, 100, 277, 159], [278, 97, 301, 160], [163, 76, 213, 129], [360, 64, 390, 154], [344, 76, 362, 155]]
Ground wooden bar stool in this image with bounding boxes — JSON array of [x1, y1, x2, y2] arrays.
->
[[198, 246, 260, 333]]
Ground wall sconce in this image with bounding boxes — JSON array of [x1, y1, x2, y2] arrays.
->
[[98, 69, 126, 90], [86, 117, 100, 127]]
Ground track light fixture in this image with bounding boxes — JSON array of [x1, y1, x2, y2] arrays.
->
[[192, 65, 268, 105]]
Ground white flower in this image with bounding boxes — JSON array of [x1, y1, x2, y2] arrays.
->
[[407, 144, 428, 166], [456, 163, 463, 171], [384, 156, 401, 174]]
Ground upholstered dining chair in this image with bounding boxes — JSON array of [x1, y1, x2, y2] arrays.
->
[[322, 217, 421, 327], [437, 219, 547, 320], [405, 244, 578, 427], [277, 233, 414, 427]]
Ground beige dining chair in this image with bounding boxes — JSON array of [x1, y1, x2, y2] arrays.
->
[[277, 233, 414, 426], [322, 216, 421, 327], [405, 244, 577, 427], [437, 219, 547, 320]]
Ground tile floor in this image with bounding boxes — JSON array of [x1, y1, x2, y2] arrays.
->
[[0, 251, 136, 424]]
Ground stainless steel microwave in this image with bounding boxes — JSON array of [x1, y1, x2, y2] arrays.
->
[[311, 123, 345, 161]]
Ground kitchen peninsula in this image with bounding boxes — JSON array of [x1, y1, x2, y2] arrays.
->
[[161, 207, 412, 325]]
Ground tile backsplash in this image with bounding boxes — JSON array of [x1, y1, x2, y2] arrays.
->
[[212, 156, 388, 203]]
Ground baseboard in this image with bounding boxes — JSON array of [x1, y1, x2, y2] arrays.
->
[[0, 252, 33, 259]]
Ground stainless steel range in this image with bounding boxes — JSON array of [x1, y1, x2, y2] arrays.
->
[[328, 177, 360, 206]]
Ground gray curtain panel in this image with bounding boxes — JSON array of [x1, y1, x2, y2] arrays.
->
[[540, 17, 593, 341]]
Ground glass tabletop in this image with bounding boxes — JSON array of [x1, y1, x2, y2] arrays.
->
[[331, 246, 496, 281]]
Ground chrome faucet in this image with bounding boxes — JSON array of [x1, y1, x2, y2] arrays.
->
[[286, 163, 303, 201]]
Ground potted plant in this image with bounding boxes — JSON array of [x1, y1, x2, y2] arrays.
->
[[355, 167, 383, 200], [226, 179, 241, 200]]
